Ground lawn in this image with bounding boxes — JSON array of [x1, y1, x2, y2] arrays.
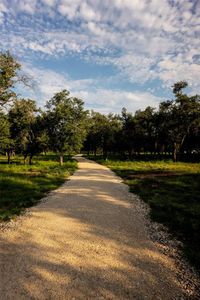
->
[[0, 154, 77, 221], [89, 156, 200, 273]]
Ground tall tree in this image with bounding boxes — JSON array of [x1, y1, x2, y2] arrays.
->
[[120, 108, 136, 158], [0, 52, 21, 106], [9, 99, 40, 164], [84, 111, 122, 158], [171, 82, 200, 161], [0, 110, 13, 163], [46, 90, 88, 165]]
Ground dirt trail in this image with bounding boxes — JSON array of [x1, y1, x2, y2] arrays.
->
[[0, 156, 191, 299]]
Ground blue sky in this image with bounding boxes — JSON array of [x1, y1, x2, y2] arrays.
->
[[0, 0, 199, 113]]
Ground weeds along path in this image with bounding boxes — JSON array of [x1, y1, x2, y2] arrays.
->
[[0, 156, 190, 299]]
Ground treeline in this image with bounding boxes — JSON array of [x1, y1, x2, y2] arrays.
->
[[84, 82, 200, 162], [1, 51, 200, 164], [0, 52, 88, 165]]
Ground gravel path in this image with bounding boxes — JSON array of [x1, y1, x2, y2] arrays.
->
[[0, 156, 196, 299]]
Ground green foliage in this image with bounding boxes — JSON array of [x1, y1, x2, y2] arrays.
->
[[93, 157, 200, 273], [0, 51, 21, 106], [84, 81, 200, 162], [85, 111, 122, 157], [8, 99, 46, 163], [172, 81, 188, 95], [0, 154, 77, 221], [0, 111, 12, 151], [45, 90, 89, 163], [160, 82, 200, 161]]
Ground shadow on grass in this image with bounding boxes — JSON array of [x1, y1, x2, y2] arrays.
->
[[0, 155, 77, 221], [0, 175, 65, 221], [0, 154, 74, 164], [113, 168, 200, 274], [1, 158, 196, 299], [88, 155, 200, 274]]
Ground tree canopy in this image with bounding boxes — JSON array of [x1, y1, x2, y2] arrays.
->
[[0, 52, 199, 164], [45, 90, 89, 165], [0, 51, 21, 106]]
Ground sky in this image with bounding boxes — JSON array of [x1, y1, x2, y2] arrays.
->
[[0, 0, 199, 113]]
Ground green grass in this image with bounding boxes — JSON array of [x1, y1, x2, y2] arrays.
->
[[0, 154, 77, 221], [89, 155, 200, 273]]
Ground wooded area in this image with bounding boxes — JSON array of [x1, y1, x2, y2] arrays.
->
[[1, 52, 200, 164], [1, 51, 200, 275], [84, 83, 200, 162], [0, 52, 88, 165]]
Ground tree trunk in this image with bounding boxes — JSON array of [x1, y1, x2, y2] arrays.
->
[[155, 141, 158, 153], [173, 142, 178, 162], [60, 154, 64, 166], [29, 155, 33, 165], [103, 147, 108, 160], [24, 154, 27, 165], [7, 151, 11, 164], [161, 144, 165, 154], [128, 149, 132, 159]]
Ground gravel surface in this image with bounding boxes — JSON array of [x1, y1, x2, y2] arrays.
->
[[0, 156, 199, 299]]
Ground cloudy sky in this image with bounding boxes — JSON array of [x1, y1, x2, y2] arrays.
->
[[0, 0, 199, 113]]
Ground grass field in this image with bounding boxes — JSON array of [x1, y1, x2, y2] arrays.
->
[[89, 156, 200, 273], [0, 154, 77, 221]]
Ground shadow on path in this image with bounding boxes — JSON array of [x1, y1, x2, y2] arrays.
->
[[0, 157, 189, 299]]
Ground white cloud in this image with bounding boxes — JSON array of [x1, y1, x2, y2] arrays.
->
[[22, 64, 95, 102], [77, 89, 163, 114], [1, 0, 199, 94], [58, 0, 80, 19], [41, 0, 56, 6], [0, 2, 7, 24], [79, 2, 99, 21], [18, 0, 37, 14], [19, 65, 164, 113], [158, 55, 200, 92], [0, 2, 7, 12]]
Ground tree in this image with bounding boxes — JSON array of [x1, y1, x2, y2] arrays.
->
[[154, 82, 200, 161], [120, 107, 156, 158], [9, 98, 41, 164], [134, 106, 156, 155], [172, 81, 188, 96], [0, 110, 13, 163], [46, 90, 88, 165], [84, 111, 122, 158], [0, 52, 21, 106], [170, 82, 200, 161], [155, 101, 173, 156], [120, 108, 136, 157]]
